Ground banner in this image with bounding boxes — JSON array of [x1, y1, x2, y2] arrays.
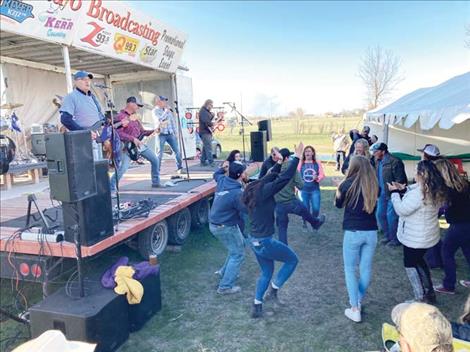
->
[[71, 0, 187, 73], [0, 0, 188, 74], [0, 0, 80, 45]]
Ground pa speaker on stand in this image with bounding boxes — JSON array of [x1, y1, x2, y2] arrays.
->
[[257, 119, 272, 141], [250, 131, 267, 162]]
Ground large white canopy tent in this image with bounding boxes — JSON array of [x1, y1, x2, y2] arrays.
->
[[364, 71, 470, 173]]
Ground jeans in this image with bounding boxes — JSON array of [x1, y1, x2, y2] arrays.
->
[[300, 189, 321, 218], [209, 224, 245, 289], [376, 192, 399, 243], [249, 236, 298, 302], [342, 230, 377, 307], [336, 151, 345, 171], [110, 146, 160, 191], [200, 133, 213, 164], [442, 223, 470, 290], [158, 133, 182, 170], [276, 199, 321, 245]]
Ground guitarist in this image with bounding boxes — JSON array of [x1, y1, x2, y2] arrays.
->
[[59, 71, 104, 160], [199, 99, 215, 167], [153, 95, 183, 174], [110, 97, 161, 191]]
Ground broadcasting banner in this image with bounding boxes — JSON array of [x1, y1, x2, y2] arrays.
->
[[0, 0, 188, 73]]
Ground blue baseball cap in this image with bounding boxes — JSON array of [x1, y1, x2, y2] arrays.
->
[[73, 71, 93, 80], [158, 95, 168, 101], [126, 96, 144, 107]]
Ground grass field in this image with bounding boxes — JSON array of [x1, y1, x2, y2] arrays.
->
[[1, 164, 468, 352], [216, 116, 362, 155]]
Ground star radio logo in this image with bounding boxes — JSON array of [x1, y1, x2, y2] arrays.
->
[[81, 21, 111, 48]]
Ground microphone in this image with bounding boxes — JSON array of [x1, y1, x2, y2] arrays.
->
[[94, 83, 110, 89]]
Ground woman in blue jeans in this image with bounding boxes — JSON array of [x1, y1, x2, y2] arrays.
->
[[335, 155, 379, 323], [299, 145, 325, 223], [242, 142, 304, 318]]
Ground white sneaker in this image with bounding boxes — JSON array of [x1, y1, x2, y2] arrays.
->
[[460, 280, 470, 288], [344, 308, 361, 322]]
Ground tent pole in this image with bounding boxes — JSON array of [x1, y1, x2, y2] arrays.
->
[[383, 114, 389, 144], [61, 45, 73, 94]]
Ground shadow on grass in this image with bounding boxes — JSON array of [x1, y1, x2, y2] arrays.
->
[[1, 182, 468, 352]]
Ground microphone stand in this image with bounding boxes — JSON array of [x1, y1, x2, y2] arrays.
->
[[173, 101, 191, 181], [225, 102, 253, 162], [100, 88, 121, 225]]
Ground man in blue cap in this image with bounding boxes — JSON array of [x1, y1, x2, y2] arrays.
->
[[153, 95, 183, 174], [60, 71, 105, 159]]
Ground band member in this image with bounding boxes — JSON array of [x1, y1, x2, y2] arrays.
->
[[110, 97, 161, 191], [198, 99, 215, 167], [60, 71, 104, 159], [153, 95, 183, 173]]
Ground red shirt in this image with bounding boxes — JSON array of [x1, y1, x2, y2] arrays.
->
[[115, 109, 153, 143]]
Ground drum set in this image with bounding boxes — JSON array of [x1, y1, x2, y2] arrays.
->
[[0, 102, 36, 174]]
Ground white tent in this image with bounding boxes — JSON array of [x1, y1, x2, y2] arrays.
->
[[364, 72, 470, 173]]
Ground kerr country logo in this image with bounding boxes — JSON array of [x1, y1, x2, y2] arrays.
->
[[0, 0, 34, 23], [114, 33, 139, 57], [81, 21, 110, 47]]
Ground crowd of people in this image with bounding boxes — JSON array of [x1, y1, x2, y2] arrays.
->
[[208, 124, 469, 349]]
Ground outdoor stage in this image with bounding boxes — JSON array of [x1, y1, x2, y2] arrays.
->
[[0, 159, 260, 259]]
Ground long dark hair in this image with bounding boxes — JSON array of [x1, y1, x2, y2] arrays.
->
[[416, 160, 448, 206], [226, 149, 241, 163], [242, 172, 278, 212]]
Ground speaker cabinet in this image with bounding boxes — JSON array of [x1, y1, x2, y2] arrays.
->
[[250, 131, 267, 162], [63, 160, 114, 246], [45, 131, 96, 202], [258, 119, 272, 141], [129, 269, 162, 332], [29, 280, 129, 352]]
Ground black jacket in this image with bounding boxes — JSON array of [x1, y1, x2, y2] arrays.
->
[[376, 153, 407, 199], [249, 157, 299, 238], [198, 107, 213, 135], [259, 156, 276, 179], [335, 177, 378, 231], [445, 184, 470, 224]]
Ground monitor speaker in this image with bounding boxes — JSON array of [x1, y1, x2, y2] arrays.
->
[[258, 119, 272, 141], [45, 131, 96, 202], [250, 131, 267, 162], [31, 133, 46, 156], [29, 279, 129, 352], [62, 160, 114, 246]]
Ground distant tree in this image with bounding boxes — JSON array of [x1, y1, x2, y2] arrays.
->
[[358, 46, 404, 109]]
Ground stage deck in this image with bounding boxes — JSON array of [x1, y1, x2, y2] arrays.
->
[[0, 159, 260, 258]]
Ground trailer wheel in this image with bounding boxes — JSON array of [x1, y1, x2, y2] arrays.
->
[[138, 220, 169, 258], [168, 208, 192, 245], [190, 198, 210, 229]]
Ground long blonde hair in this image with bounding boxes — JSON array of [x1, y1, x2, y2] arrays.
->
[[434, 159, 469, 193], [340, 155, 378, 214]]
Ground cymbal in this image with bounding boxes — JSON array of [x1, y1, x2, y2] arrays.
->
[[0, 103, 23, 109]]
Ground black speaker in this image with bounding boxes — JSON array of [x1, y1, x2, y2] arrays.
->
[[31, 133, 46, 156], [250, 131, 267, 162], [63, 160, 114, 246], [45, 131, 96, 202], [129, 269, 162, 332], [258, 119, 272, 141], [29, 280, 129, 352]]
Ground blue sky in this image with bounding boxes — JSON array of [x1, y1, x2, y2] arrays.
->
[[134, 1, 470, 115]]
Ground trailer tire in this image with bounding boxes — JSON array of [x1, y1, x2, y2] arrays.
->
[[190, 198, 210, 229], [138, 220, 169, 258], [168, 208, 192, 245]]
